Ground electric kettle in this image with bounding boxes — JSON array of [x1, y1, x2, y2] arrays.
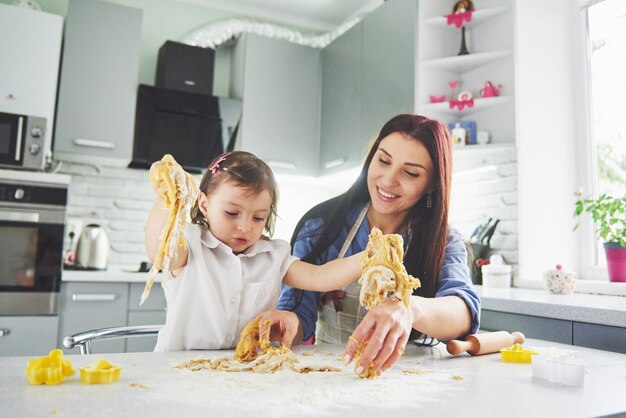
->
[[75, 224, 110, 270]]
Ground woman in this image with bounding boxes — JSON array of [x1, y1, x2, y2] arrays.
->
[[261, 114, 480, 375]]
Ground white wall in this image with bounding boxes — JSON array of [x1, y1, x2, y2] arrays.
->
[[515, 0, 581, 280]]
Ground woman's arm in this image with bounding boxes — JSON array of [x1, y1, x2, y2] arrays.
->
[[145, 194, 188, 272], [282, 252, 362, 291]]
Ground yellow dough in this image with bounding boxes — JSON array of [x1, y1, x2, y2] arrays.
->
[[234, 318, 271, 362], [177, 317, 299, 374], [348, 336, 379, 379], [141, 154, 197, 305], [358, 227, 421, 309]]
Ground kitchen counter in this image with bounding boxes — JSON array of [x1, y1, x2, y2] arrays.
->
[[477, 286, 626, 328], [62, 268, 152, 283], [2, 341, 625, 418]]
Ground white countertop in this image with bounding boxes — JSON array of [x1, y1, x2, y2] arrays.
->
[[62, 268, 152, 283], [0, 168, 70, 185], [477, 286, 626, 328], [2, 342, 625, 418]]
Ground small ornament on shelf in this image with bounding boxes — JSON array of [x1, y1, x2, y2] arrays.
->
[[450, 123, 468, 146], [447, 0, 475, 28], [457, 27, 470, 55], [429, 95, 446, 103], [448, 121, 476, 144], [479, 81, 503, 98], [451, 90, 475, 112]]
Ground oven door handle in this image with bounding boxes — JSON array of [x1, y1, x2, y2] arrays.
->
[[71, 293, 118, 302], [0, 209, 39, 223]]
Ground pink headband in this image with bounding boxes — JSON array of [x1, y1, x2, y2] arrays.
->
[[209, 155, 228, 174]]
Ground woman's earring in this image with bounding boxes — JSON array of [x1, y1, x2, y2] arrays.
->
[[426, 193, 432, 208]]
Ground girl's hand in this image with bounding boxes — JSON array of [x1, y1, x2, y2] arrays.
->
[[257, 309, 300, 348], [343, 298, 415, 374]]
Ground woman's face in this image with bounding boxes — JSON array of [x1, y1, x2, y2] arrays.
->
[[367, 132, 435, 219], [198, 180, 272, 254]]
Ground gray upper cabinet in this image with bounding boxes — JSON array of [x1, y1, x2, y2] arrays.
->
[[53, 0, 142, 167], [231, 34, 321, 176], [320, 22, 363, 174], [362, 0, 416, 140], [320, 0, 416, 174]]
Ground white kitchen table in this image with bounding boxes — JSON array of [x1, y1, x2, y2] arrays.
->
[[1, 340, 624, 418]]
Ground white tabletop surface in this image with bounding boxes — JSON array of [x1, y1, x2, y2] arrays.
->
[[2, 341, 625, 418]]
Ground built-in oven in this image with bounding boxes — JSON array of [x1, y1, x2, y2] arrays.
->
[[0, 170, 68, 315], [0, 111, 47, 171]]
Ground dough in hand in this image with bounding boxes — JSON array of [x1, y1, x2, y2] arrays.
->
[[359, 227, 421, 309], [141, 154, 197, 305]]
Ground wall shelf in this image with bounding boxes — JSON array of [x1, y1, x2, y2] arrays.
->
[[421, 50, 512, 73], [420, 96, 513, 117], [422, 7, 509, 29]]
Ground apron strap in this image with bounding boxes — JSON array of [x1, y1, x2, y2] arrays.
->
[[323, 202, 370, 312]]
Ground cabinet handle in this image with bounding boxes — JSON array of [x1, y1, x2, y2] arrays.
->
[[73, 138, 116, 150], [0, 209, 39, 223], [0, 329, 10, 337], [324, 158, 346, 169], [72, 293, 118, 302], [267, 160, 297, 170]]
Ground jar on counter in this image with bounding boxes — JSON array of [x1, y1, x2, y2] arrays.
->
[[481, 255, 512, 288]]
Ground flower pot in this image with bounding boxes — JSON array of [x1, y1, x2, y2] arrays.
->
[[604, 242, 626, 282]]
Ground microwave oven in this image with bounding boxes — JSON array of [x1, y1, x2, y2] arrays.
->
[[130, 85, 241, 173], [0, 112, 47, 171]]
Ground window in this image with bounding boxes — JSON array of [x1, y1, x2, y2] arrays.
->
[[582, 0, 626, 272]]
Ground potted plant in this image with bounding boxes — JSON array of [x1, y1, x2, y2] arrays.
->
[[574, 192, 626, 282]]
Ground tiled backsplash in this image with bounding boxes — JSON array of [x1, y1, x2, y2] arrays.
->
[[59, 146, 518, 273], [450, 146, 519, 276]]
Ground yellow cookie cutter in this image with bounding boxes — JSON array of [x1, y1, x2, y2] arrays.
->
[[500, 343, 538, 363], [26, 349, 75, 385], [79, 359, 121, 384]]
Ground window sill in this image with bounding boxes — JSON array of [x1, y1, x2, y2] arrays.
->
[[514, 278, 626, 297]]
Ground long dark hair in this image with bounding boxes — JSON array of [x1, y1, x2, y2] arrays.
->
[[190, 151, 279, 237], [291, 114, 452, 298]]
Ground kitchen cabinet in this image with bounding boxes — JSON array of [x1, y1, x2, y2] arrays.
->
[[0, 316, 58, 357], [53, 0, 142, 167], [319, 22, 363, 174], [231, 33, 321, 176], [320, 0, 417, 174], [0, 4, 63, 164], [416, 0, 515, 146], [58, 282, 129, 354], [126, 283, 166, 353], [481, 309, 626, 354]]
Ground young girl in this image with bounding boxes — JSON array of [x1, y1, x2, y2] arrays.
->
[[145, 151, 363, 352]]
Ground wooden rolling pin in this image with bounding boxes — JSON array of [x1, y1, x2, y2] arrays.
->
[[446, 331, 525, 356]]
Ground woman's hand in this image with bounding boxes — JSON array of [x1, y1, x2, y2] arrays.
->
[[257, 309, 300, 348], [343, 298, 415, 374]]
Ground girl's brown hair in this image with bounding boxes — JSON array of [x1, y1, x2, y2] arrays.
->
[[190, 151, 279, 236]]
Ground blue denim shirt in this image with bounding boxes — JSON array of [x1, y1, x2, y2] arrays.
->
[[277, 203, 481, 341]]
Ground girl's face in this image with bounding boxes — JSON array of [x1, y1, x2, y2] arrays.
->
[[198, 180, 272, 254], [367, 132, 435, 219]]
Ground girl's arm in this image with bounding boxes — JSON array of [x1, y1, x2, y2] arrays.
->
[[282, 252, 363, 291], [145, 194, 188, 272]]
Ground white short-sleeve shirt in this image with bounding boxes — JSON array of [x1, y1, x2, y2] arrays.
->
[[154, 224, 299, 352]]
